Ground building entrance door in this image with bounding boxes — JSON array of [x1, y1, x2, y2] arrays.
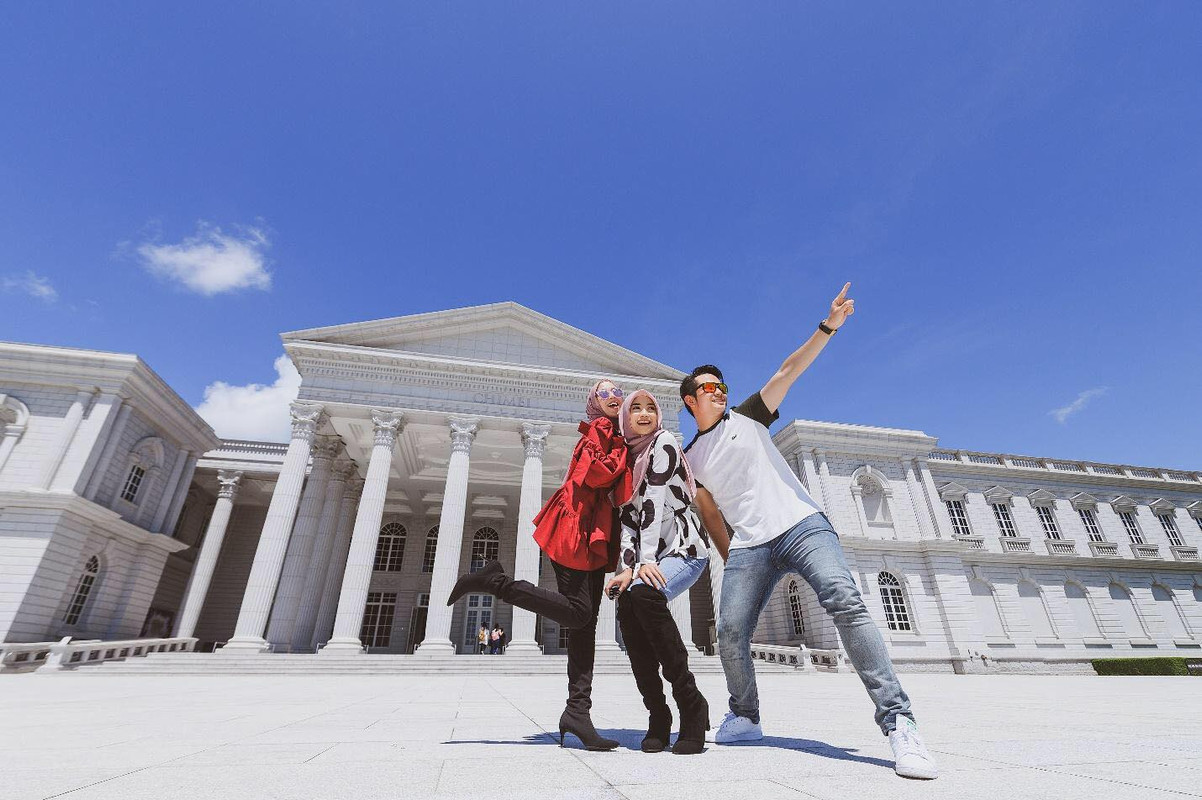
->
[[405, 593, 429, 654], [463, 594, 493, 654]]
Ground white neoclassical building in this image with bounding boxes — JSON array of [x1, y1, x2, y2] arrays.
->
[[2, 302, 1200, 672]]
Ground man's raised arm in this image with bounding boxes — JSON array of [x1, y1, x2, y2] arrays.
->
[[758, 282, 856, 414]]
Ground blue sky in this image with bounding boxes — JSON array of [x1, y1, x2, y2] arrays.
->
[[2, 3, 1199, 468]]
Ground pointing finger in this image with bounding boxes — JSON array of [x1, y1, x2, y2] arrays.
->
[[835, 282, 851, 301]]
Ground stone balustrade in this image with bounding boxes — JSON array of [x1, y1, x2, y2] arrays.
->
[[0, 636, 197, 672], [1170, 545, 1199, 562], [1130, 542, 1161, 559], [1044, 538, 1078, 556], [1088, 541, 1120, 557], [1000, 537, 1033, 553]]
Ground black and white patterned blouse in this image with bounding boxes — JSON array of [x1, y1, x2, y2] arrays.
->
[[619, 430, 710, 569]]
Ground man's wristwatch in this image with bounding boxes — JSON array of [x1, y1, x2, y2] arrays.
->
[[818, 320, 837, 335]]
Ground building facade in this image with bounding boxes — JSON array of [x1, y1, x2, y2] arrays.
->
[[2, 302, 1199, 672]]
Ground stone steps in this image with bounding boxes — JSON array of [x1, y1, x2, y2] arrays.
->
[[82, 651, 799, 676]]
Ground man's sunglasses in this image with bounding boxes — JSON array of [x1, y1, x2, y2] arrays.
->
[[596, 387, 624, 400], [696, 382, 728, 395]]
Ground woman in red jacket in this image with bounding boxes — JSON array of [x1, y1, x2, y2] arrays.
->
[[447, 379, 633, 750]]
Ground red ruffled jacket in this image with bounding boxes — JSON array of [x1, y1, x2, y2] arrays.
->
[[532, 417, 633, 572]]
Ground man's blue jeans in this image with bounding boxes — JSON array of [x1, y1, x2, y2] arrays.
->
[[717, 512, 912, 735]]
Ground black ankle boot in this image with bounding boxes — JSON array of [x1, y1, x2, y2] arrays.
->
[[672, 693, 709, 755], [446, 560, 507, 606], [643, 705, 673, 753], [558, 708, 619, 751]]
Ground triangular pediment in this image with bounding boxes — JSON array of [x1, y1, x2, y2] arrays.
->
[[938, 481, 969, 500], [1027, 488, 1057, 505], [1069, 491, 1100, 509], [983, 485, 1013, 504], [282, 302, 682, 380]]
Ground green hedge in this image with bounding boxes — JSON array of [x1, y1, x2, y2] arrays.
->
[[1092, 657, 1198, 676]]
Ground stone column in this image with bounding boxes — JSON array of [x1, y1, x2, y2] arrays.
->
[[311, 477, 363, 649], [38, 388, 94, 489], [595, 570, 620, 650], [915, 457, 952, 539], [901, 459, 936, 540], [321, 410, 405, 654], [813, 450, 836, 512], [266, 435, 340, 648], [175, 470, 242, 639], [83, 402, 132, 500], [417, 416, 479, 655], [150, 448, 190, 533], [223, 401, 324, 652], [507, 422, 551, 653], [291, 460, 355, 651]]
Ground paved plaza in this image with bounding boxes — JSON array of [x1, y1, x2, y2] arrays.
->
[[1, 671, 1200, 800]]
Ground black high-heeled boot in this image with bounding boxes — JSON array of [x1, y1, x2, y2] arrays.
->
[[446, 560, 507, 606], [626, 584, 710, 755], [558, 708, 619, 751], [618, 590, 672, 752]]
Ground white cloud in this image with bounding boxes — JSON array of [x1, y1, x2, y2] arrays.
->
[[195, 355, 300, 442], [136, 223, 272, 296], [2, 270, 58, 302], [1050, 387, 1108, 424]]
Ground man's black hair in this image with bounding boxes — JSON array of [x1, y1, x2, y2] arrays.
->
[[679, 364, 724, 417]]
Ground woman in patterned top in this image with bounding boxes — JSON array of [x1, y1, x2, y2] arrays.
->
[[605, 389, 711, 755]]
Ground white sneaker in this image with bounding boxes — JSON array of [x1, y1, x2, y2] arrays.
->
[[709, 711, 763, 743], [888, 716, 938, 779]]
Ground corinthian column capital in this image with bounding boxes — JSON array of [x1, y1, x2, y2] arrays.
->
[[449, 416, 479, 454], [311, 435, 341, 463], [370, 409, 406, 448], [216, 469, 244, 501], [344, 476, 366, 501], [289, 402, 325, 442], [520, 422, 551, 460]]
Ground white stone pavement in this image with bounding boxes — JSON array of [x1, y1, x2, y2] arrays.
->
[[1, 672, 1201, 800]]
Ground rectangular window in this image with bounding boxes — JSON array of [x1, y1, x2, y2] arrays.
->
[[121, 465, 145, 503], [1078, 508, 1104, 543], [1035, 506, 1061, 540], [1157, 514, 1183, 548], [359, 592, 397, 648], [422, 533, 438, 573], [991, 503, 1017, 537], [945, 500, 971, 537], [1119, 512, 1144, 544], [558, 625, 570, 650]]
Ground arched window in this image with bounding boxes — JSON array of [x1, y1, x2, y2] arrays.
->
[[470, 527, 500, 573], [1151, 585, 1191, 639], [1064, 582, 1101, 638], [63, 556, 100, 625], [1108, 583, 1146, 637], [787, 580, 806, 638], [877, 572, 911, 631], [121, 465, 146, 503], [422, 526, 439, 573], [970, 579, 1005, 637], [116, 437, 164, 510], [1018, 581, 1055, 638], [373, 523, 407, 572], [0, 393, 30, 472]]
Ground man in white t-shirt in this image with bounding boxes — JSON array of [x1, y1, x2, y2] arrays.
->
[[683, 283, 937, 780]]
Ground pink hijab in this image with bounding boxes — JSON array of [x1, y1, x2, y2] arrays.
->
[[584, 379, 618, 421], [618, 390, 696, 501]]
